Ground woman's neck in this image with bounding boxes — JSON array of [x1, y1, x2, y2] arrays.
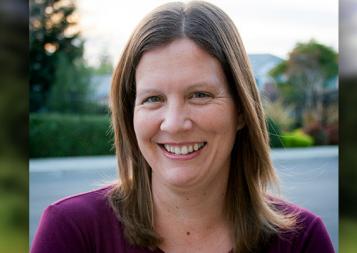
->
[[152, 175, 232, 252]]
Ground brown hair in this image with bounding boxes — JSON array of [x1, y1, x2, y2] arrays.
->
[[108, 1, 295, 252]]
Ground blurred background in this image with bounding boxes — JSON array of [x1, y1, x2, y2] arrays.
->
[[340, 0, 357, 252], [0, 0, 28, 252], [1, 0, 355, 252]]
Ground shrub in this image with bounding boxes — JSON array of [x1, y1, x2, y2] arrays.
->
[[30, 114, 114, 157], [303, 122, 328, 145], [325, 123, 338, 145], [281, 129, 314, 147], [266, 117, 284, 148]]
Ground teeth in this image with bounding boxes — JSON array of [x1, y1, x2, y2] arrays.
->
[[174, 146, 181, 155], [163, 143, 205, 155], [181, 146, 188, 155], [188, 145, 193, 153]]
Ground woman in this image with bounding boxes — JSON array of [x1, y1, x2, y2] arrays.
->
[[31, 1, 335, 253]]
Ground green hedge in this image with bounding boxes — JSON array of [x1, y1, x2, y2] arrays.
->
[[267, 118, 314, 148], [30, 114, 114, 158], [281, 129, 314, 148]]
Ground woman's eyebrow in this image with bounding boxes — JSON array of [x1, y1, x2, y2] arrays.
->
[[187, 82, 219, 89], [136, 88, 162, 97], [136, 81, 222, 96]]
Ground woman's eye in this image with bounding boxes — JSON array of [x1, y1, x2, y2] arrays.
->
[[191, 92, 211, 99], [143, 96, 162, 104]]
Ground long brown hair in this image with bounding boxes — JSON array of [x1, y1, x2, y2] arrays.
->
[[108, 1, 295, 252]]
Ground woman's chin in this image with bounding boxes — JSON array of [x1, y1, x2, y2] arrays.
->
[[156, 168, 202, 190]]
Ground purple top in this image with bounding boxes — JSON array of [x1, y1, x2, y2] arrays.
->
[[31, 186, 335, 253]]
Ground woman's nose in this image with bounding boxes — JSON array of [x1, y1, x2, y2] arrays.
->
[[160, 103, 192, 133]]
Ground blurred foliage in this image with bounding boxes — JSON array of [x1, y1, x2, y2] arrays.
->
[[281, 129, 314, 148], [269, 40, 338, 128], [266, 117, 284, 148], [0, 0, 28, 251], [0, 159, 28, 228], [303, 121, 329, 146], [0, 228, 28, 253], [46, 52, 98, 113], [340, 77, 357, 218], [339, 1, 357, 250], [30, 0, 91, 113], [340, 217, 357, 253], [30, 114, 114, 157], [264, 99, 294, 131], [340, 76, 357, 252], [266, 118, 313, 148]]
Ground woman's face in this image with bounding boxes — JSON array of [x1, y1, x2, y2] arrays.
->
[[134, 38, 241, 189]]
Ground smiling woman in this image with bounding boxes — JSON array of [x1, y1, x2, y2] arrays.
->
[[31, 1, 335, 253]]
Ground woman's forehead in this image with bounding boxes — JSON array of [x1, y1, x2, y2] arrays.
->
[[135, 38, 227, 90]]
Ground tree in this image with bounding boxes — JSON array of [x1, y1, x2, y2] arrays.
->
[[47, 52, 93, 113], [269, 40, 338, 126], [30, 0, 85, 112]]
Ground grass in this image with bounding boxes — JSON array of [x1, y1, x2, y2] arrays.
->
[[340, 217, 357, 253]]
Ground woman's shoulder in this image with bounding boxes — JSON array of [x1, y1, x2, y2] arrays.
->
[[271, 197, 318, 223], [40, 185, 123, 237], [267, 198, 335, 253], [31, 185, 128, 253], [47, 185, 114, 216]]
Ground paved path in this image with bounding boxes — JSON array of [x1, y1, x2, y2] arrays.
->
[[30, 146, 338, 251]]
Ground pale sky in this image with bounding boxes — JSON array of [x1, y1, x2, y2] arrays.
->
[[77, 0, 338, 68]]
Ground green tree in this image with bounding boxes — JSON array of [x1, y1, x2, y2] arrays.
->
[[269, 40, 338, 126], [47, 52, 93, 113], [30, 0, 85, 112]]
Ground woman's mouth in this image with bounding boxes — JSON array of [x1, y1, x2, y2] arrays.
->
[[158, 142, 207, 158]]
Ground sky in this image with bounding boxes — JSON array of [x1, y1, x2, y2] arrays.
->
[[77, 0, 338, 69]]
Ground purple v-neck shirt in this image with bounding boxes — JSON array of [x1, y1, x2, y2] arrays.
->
[[31, 187, 335, 253]]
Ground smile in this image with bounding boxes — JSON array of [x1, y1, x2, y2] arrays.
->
[[161, 142, 207, 155]]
